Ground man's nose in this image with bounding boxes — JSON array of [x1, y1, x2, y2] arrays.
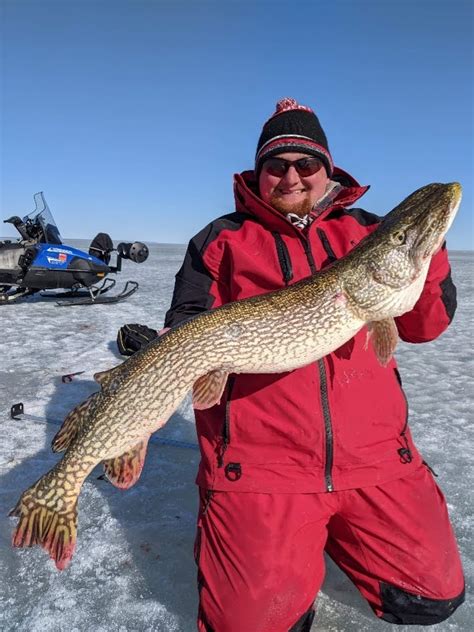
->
[[280, 165, 300, 184]]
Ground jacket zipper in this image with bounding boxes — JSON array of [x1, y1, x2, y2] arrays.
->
[[318, 358, 334, 491], [301, 237, 317, 274], [271, 232, 293, 285], [218, 376, 235, 468], [300, 233, 335, 493], [316, 228, 337, 264], [273, 230, 334, 490]]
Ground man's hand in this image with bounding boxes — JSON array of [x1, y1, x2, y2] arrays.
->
[[117, 323, 159, 356]]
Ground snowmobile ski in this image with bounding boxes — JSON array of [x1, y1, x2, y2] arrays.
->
[[55, 281, 139, 306], [0, 287, 38, 304], [9, 402, 199, 451], [41, 278, 117, 300]]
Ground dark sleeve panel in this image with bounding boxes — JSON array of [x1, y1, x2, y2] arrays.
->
[[396, 247, 457, 343], [327, 207, 383, 226], [439, 270, 457, 322], [164, 212, 251, 328]]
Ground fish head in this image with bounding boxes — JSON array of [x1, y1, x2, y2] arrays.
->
[[367, 182, 461, 290], [343, 182, 461, 321]]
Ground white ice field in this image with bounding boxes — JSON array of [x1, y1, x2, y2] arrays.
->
[[0, 243, 472, 632]]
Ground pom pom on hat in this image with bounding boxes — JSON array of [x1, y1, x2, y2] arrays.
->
[[255, 98, 333, 177], [271, 97, 314, 117]]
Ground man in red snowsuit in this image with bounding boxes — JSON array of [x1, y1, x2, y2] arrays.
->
[[117, 98, 464, 631]]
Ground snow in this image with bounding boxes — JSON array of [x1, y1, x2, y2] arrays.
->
[[0, 243, 472, 631]]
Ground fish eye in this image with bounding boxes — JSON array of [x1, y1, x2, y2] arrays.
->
[[391, 230, 406, 245]]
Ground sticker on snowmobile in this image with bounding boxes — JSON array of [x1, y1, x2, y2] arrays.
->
[[47, 256, 67, 265], [46, 247, 74, 255]]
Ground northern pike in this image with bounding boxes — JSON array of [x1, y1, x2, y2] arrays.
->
[[10, 182, 461, 569]]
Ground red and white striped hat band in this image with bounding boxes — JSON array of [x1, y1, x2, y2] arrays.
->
[[256, 136, 334, 174]]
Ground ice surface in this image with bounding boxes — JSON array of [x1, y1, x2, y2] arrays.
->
[[0, 244, 472, 631]]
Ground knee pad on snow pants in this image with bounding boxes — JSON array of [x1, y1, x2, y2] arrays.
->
[[200, 606, 315, 632], [289, 606, 316, 631], [379, 582, 465, 625]]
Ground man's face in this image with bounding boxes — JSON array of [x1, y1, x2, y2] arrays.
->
[[258, 152, 330, 217]]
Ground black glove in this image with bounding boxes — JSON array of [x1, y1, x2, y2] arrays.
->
[[117, 323, 158, 356]]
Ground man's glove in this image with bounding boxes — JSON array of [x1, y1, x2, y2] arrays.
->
[[117, 323, 158, 356]]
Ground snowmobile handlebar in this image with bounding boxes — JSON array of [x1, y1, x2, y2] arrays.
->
[[3, 216, 23, 226], [3, 216, 38, 241]]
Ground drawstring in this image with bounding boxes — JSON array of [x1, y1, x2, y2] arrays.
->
[[422, 460, 439, 477], [285, 181, 344, 230], [398, 433, 413, 464], [201, 490, 214, 517], [286, 213, 312, 229]]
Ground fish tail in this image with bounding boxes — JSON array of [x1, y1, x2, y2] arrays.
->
[[10, 472, 78, 570]]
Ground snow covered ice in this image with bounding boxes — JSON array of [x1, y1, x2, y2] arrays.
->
[[0, 243, 472, 631]]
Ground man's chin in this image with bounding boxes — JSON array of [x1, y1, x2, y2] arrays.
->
[[270, 196, 313, 217]]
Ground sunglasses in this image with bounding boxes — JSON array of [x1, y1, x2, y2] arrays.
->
[[262, 157, 324, 178]]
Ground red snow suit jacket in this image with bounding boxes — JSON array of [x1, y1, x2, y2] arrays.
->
[[163, 168, 457, 493]]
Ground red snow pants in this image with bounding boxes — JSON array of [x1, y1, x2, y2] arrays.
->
[[195, 465, 464, 632]]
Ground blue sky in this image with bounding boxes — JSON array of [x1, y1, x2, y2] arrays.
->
[[1, 0, 472, 249]]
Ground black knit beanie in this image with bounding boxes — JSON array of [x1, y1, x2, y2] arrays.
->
[[255, 97, 333, 178]]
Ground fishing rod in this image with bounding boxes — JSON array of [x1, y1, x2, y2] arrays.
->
[[9, 402, 199, 451]]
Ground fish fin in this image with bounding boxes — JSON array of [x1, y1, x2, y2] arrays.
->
[[193, 370, 229, 410], [366, 318, 399, 366], [10, 475, 78, 571], [93, 365, 121, 388], [52, 393, 98, 452], [102, 437, 150, 490]]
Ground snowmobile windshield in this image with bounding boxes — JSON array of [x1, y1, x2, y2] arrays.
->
[[22, 192, 62, 244]]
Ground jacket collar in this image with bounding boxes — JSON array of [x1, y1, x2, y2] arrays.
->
[[233, 167, 370, 237]]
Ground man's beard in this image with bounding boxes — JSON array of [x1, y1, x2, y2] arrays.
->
[[269, 193, 314, 217]]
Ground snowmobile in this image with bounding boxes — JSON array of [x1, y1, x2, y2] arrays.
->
[[0, 192, 149, 305]]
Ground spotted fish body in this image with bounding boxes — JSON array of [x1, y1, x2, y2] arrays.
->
[[10, 182, 461, 569]]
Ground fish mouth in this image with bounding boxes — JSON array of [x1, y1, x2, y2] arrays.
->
[[443, 184, 462, 234], [413, 183, 462, 261]]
